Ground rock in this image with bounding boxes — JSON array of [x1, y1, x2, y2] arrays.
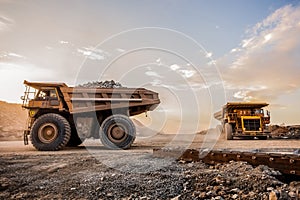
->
[[230, 188, 240, 193], [214, 196, 224, 200], [206, 191, 213, 196], [171, 195, 181, 200], [248, 191, 256, 198], [187, 163, 193, 168], [199, 192, 206, 198], [106, 193, 113, 197], [218, 190, 226, 196], [269, 191, 278, 200], [279, 191, 289, 199], [288, 191, 296, 198]]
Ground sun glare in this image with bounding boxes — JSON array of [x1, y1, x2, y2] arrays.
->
[[264, 33, 272, 42]]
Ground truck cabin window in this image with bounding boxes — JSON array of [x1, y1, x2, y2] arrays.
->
[[36, 89, 57, 100]]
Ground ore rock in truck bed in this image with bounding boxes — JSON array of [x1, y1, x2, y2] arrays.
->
[[77, 80, 126, 88]]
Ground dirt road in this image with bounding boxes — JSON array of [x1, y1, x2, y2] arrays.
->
[[1, 134, 299, 199]]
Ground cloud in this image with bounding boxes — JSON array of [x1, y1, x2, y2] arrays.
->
[[0, 15, 14, 31], [170, 64, 180, 71], [168, 64, 195, 78], [59, 40, 69, 44], [205, 52, 213, 58], [263, 33, 272, 43], [77, 47, 109, 60], [7, 52, 25, 59], [116, 48, 125, 53], [145, 71, 163, 78], [179, 69, 195, 78], [207, 60, 216, 66], [233, 91, 253, 101], [218, 4, 300, 102], [0, 52, 26, 60]]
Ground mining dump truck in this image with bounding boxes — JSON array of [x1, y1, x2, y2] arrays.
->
[[21, 80, 160, 151], [214, 102, 271, 140]]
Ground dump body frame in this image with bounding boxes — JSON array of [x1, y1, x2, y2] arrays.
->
[[220, 102, 270, 139], [21, 80, 160, 150]]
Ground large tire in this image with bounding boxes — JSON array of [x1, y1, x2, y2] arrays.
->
[[225, 123, 233, 140], [66, 126, 85, 147], [100, 114, 136, 149], [30, 113, 71, 151]]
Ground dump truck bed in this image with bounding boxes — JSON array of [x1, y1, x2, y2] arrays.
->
[[60, 87, 160, 115], [224, 102, 269, 109], [22, 80, 160, 116]]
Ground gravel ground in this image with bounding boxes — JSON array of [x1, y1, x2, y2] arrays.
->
[[1, 151, 299, 200], [270, 125, 300, 139]]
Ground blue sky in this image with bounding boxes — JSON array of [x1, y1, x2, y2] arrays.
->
[[1, 0, 300, 130]]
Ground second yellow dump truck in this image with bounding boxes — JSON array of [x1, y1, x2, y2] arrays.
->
[[21, 80, 160, 151], [214, 102, 271, 140]]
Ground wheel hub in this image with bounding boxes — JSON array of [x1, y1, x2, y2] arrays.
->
[[108, 123, 127, 143], [38, 123, 58, 143], [111, 126, 125, 139]]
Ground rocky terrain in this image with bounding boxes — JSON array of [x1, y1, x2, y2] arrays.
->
[[0, 99, 299, 199], [0, 151, 299, 200], [270, 125, 300, 139]]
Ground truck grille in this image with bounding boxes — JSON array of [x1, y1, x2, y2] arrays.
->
[[243, 119, 260, 131]]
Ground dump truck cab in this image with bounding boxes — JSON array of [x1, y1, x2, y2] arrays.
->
[[21, 80, 67, 112], [220, 102, 270, 140], [21, 81, 69, 144]]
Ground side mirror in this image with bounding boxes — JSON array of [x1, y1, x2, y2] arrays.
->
[[20, 96, 25, 100]]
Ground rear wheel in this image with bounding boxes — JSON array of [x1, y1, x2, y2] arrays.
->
[[31, 113, 71, 151], [225, 123, 233, 140], [100, 114, 136, 149]]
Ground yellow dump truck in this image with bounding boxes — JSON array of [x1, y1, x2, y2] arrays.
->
[[214, 102, 271, 140], [21, 80, 160, 151]]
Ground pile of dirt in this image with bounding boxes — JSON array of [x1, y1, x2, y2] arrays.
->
[[77, 80, 125, 88], [0, 101, 27, 141], [0, 153, 299, 199], [270, 125, 300, 139]]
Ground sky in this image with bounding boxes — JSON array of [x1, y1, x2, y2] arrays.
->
[[1, 0, 300, 132]]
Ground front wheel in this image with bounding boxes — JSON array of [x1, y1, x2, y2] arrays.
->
[[224, 123, 233, 140], [30, 113, 71, 151], [100, 114, 136, 149]]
